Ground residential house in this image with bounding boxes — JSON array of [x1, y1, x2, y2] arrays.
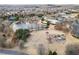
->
[[8, 16, 16, 21], [71, 20, 79, 37], [43, 16, 63, 25], [11, 21, 46, 32]]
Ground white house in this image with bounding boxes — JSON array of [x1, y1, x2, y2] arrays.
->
[[43, 16, 61, 24], [12, 21, 30, 32], [11, 21, 46, 32]]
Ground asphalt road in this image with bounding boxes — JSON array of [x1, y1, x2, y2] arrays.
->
[[0, 49, 27, 55]]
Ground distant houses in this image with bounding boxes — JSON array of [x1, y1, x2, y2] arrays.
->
[[43, 16, 66, 25]]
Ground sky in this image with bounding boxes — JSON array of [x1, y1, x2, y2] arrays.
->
[[0, 0, 79, 5]]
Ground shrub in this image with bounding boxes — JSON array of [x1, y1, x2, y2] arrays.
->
[[48, 50, 53, 55], [48, 51, 57, 55], [41, 18, 45, 21], [52, 51, 57, 55], [0, 35, 6, 48], [28, 14, 35, 17], [37, 14, 44, 17], [66, 44, 79, 55], [46, 21, 50, 28]]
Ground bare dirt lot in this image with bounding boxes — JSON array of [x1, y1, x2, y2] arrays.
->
[[23, 25, 79, 55], [1, 25, 79, 55]]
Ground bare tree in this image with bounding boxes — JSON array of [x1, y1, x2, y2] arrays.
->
[[38, 44, 45, 55], [66, 44, 79, 55]]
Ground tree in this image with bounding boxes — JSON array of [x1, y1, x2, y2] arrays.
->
[[48, 51, 53, 55], [15, 29, 30, 42], [28, 14, 35, 17], [41, 18, 45, 21], [37, 14, 44, 17], [46, 21, 50, 28], [76, 14, 79, 18], [49, 51, 57, 55], [15, 16, 19, 21], [19, 40, 25, 49], [13, 14, 20, 21], [38, 44, 45, 55], [52, 51, 57, 55], [0, 35, 7, 48], [66, 44, 79, 55], [2, 16, 8, 20]]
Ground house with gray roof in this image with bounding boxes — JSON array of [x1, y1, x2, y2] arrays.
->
[[71, 20, 79, 37], [11, 21, 46, 32]]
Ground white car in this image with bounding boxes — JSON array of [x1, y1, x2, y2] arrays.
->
[[56, 34, 66, 40]]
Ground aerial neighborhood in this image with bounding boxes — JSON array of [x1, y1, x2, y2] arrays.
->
[[0, 5, 79, 55]]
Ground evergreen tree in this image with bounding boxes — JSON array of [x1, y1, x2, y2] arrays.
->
[[15, 29, 30, 42]]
